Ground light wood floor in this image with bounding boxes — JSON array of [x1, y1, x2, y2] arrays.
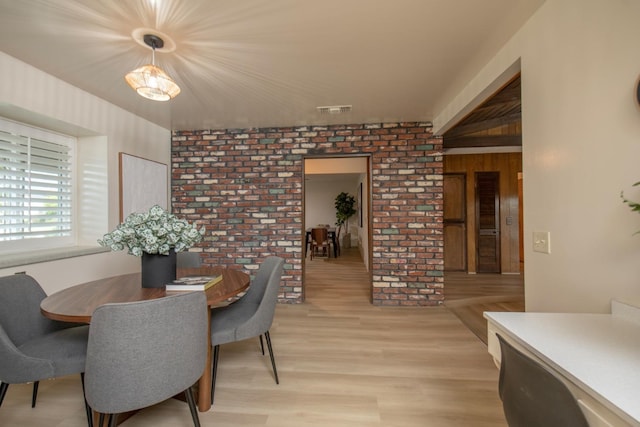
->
[[0, 249, 511, 426], [444, 272, 524, 345]]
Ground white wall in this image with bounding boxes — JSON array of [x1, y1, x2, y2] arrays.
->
[[305, 175, 359, 233], [435, 0, 640, 313], [0, 51, 171, 294]]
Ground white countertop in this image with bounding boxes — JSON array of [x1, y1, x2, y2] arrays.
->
[[484, 310, 640, 425]]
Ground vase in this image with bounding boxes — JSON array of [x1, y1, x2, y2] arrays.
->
[[141, 249, 177, 288]]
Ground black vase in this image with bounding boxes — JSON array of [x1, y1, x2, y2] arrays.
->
[[141, 249, 177, 288]]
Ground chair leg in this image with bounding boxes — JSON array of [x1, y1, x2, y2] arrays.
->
[[259, 334, 265, 355], [185, 386, 201, 427], [31, 381, 39, 408], [264, 331, 279, 384], [211, 344, 220, 405], [0, 382, 8, 407], [108, 414, 118, 427], [80, 373, 93, 427]]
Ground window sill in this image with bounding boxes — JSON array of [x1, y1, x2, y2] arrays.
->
[[0, 246, 110, 269]]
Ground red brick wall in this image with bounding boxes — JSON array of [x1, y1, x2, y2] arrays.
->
[[172, 122, 443, 305]]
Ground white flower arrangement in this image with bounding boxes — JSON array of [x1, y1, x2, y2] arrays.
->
[[98, 205, 205, 256]]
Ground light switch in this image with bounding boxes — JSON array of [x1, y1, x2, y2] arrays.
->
[[533, 231, 551, 254]]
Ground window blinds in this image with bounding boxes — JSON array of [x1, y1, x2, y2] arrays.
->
[[0, 131, 72, 242]]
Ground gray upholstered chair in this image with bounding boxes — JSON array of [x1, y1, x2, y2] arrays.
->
[[210, 256, 284, 405], [177, 251, 202, 268], [497, 334, 589, 427], [84, 291, 208, 427], [0, 273, 91, 422]]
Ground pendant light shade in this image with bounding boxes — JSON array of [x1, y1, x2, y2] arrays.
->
[[125, 34, 180, 101]]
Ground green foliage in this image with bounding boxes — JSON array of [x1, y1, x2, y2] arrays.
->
[[621, 181, 640, 234], [98, 205, 205, 256], [335, 192, 357, 230]]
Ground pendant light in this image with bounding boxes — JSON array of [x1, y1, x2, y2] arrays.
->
[[125, 34, 180, 101]]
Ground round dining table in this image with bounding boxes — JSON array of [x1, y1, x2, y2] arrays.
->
[[40, 266, 250, 413]]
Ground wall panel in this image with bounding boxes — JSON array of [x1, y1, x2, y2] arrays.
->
[[444, 152, 522, 273]]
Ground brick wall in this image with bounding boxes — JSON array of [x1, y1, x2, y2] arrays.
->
[[171, 122, 443, 305]]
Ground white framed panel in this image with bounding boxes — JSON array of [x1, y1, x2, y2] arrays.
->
[[119, 152, 167, 221]]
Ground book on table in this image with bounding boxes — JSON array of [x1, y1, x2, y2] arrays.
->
[[165, 275, 223, 291]]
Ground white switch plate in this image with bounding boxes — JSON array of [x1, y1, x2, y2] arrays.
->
[[533, 231, 551, 254]]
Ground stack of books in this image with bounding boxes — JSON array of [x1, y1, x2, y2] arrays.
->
[[165, 275, 222, 291]]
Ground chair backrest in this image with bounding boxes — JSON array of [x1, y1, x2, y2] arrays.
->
[[177, 251, 202, 268], [497, 334, 588, 427], [0, 274, 58, 347], [84, 291, 208, 415], [232, 256, 284, 339], [311, 227, 328, 244], [238, 256, 284, 306]]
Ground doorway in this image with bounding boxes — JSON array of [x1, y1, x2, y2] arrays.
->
[[302, 156, 372, 302]]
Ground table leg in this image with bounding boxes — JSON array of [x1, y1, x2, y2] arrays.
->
[[197, 306, 213, 411]]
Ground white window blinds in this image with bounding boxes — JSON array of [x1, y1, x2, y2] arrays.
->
[[0, 126, 74, 245]]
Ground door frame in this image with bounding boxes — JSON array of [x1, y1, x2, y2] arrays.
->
[[301, 154, 373, 302]]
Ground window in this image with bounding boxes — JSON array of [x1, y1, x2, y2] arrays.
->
[[0, 119, 75, 252]]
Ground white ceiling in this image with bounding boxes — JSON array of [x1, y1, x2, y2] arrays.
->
[[0, 0, 544, 131]]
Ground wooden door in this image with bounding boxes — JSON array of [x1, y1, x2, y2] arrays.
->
[[476, 172, 500, 273], [444, 174, 466, 271]]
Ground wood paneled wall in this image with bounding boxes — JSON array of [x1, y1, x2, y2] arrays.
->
[[444, 152, 522, 274]]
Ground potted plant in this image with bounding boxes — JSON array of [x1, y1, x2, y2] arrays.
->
[[621, 181, 640, 234], [335, 192, 357, 249], [98, 204, 205, 287]]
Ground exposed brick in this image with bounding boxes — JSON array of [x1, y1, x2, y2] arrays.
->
[[172, 122, 443, 306]]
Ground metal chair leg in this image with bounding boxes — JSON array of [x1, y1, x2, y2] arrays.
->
[[259, 334, 265, 355], [264, 331, 279, 384], [80, 373, 93, 427], [185, 386, 201, 427], [0, 382, 8, 407], [211, 344, 220, 405], [31, 381, 39, 407]]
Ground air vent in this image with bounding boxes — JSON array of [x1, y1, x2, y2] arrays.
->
[[316, 105, 352, 114]]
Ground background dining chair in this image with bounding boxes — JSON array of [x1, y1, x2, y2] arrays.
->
[[177, 251, 202, 268], [496, 334, 589, 427], [84, 291, 208, 427], [0, 273, 91, 423], [210, 256, 284, 405], [309, 227, 330, 259]]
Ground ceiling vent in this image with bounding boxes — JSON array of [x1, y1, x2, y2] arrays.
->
[[316, 105, 352, 114]]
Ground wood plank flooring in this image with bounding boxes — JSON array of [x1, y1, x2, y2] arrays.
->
[[0, 249, 510, 426], [444, 272, 524, 345]]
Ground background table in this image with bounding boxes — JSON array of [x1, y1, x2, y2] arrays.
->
[[40, 266, 250, 413]]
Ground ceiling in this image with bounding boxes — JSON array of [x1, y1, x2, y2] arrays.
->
[[443, 74, 522, 149], [0, 0, 542, 132]]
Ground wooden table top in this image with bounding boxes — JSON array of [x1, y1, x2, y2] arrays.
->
[[40, 266, 250, 323]]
